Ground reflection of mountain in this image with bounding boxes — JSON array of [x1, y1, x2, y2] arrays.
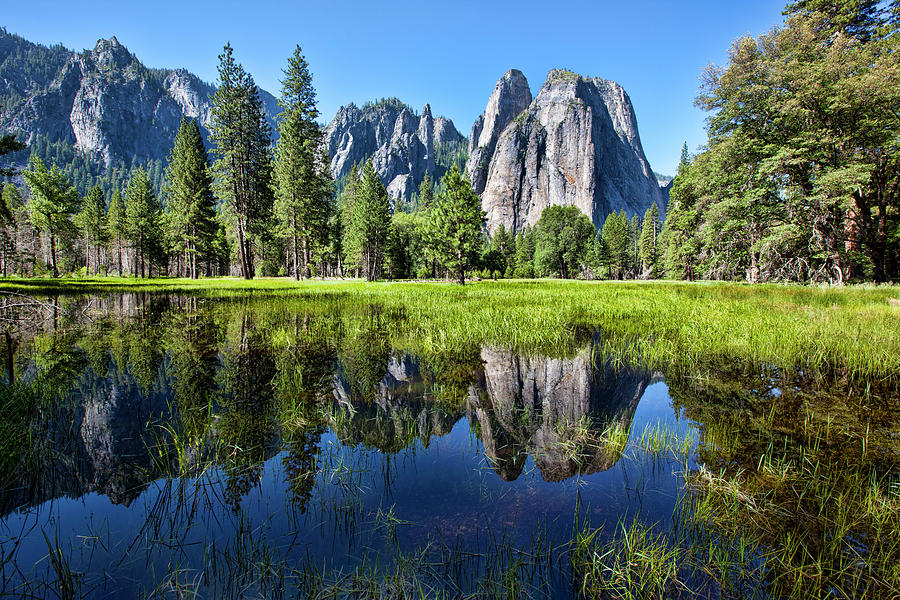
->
[[326, 343, 655, 482], [329, 353, 463, 452], [0, 363, 175, 515], [469, 343, 652, 482]]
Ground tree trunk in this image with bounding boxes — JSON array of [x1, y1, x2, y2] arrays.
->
[[302, 235, 311, 279], [293, 214, 300, 281], [457, 249, 465, 285], [237, 219, 249, 279], [50, 231, 59, 278]]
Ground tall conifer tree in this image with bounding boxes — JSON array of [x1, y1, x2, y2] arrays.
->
[[273, 45, 332, 279], [209, 43, 274, 279], [165, 117, 217, 278]]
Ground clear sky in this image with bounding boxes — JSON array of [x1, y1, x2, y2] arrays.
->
[[3, 0, 788, 175]]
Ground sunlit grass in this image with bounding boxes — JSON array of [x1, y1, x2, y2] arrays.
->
[[3, 278, 898, 381]]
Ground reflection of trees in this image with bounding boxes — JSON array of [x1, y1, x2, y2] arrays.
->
[[165, 300, 221, 446], [282, 428, 322, 512], [667, 367, 900, 600], [217, 311, 278, 512], [273, 310, 340, 513], [338, 306, 393, 403]]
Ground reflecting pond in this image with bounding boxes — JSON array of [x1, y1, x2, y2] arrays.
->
[[0, 293, 896, 598]]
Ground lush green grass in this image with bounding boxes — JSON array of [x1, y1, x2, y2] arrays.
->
[[3, 277, 899, 381]]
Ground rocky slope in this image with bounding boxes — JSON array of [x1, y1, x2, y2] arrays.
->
[[0, 30, 278, 167], [322, 99, 465, 200], [469, 69, 666, 233]]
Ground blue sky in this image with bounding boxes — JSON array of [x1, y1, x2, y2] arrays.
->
[[4, 0, 787, 175]]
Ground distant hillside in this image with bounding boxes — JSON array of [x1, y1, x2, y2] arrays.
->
[[0, 28, 278, 197]]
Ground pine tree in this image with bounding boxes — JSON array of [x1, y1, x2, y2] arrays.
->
[[513, 228, 535, 278], [344, 161, 392, 281], [22, 156, 79, 277], [124, 168, 162, 277], [107, 189, 126, 275], [0, 184, 22, 276], [639, 203, 660, 278], [164, 117, 217, 278], [428, 165, 485, 285], [600, 211, 629, 279], [661, 143, 700, 281], [273, 45, 332, 279], [0, 134, 26, 177], [209, 43, 274, 279], [418, 172, 434, 211], [77, 185, 107, 275]]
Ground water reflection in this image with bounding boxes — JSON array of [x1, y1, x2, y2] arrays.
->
[[1, 292, 895, 598], [1, 294, 657, 515]]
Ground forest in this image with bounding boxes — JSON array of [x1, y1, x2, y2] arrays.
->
[[0, 0, 898, 284]]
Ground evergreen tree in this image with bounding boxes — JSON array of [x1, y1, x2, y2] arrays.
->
[[0, 184, 22, 276], [107, 189, 126, 275], [76, 185, 106, 275], [164, 117, 217, 278], [600, 210, 629, 279], [639, 203, 660, 278], [428, 165, 485, 285], [22, 156, 79, 277], [0, 134, 26, 177], [273, 45, 332, 279], [661, 144, 700, 280], [209, 43, 274, 279], [513, 228, 536, 278], [418, 172, 434, 211], [124, 168, 162, 277], [344, 161, 392, 280]]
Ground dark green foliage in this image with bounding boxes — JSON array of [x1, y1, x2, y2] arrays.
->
[[533, 205, 596, 279], [0, 134, 26, 177], [599, 210, 630, 280], [343, 161, 392, 280], [164, 118, 217, 278], [427, 165, 485, 284], [513, 227, 536, 278], [76, 186, 107, 275], [639, 203, 660, 278], [124, 167, 163, 277], [666, 5, 900, 282], [209, 43, 274, 279], [107, 190, 126, 275], [22, 156, 79, 277], [274, 45, 333, 280]]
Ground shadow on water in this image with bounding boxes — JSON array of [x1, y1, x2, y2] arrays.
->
[[0, 292, 896, 598]]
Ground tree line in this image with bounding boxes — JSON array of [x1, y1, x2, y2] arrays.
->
[[2, 0, 898, 285], [663, 0, 900, 283]]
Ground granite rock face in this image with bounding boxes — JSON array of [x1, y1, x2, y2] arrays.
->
[[0, 32, 278, 167], [322, 99, 465, 200], [468, 341, 653, 482], [466, 69, 533, 195], [469, 69, 665, 233]]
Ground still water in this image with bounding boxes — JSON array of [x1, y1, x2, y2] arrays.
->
[[0, 292, 891, 598]]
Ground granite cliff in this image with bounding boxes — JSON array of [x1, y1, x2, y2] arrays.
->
[[0, 30, 278, 168], [468, 69, 667, 233], [322, 99, 465, 200]]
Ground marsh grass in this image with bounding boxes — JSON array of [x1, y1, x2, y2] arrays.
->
[[3, 278, 898, 381]]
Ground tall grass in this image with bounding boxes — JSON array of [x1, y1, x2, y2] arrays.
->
[[3, 278, 897, 381]]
